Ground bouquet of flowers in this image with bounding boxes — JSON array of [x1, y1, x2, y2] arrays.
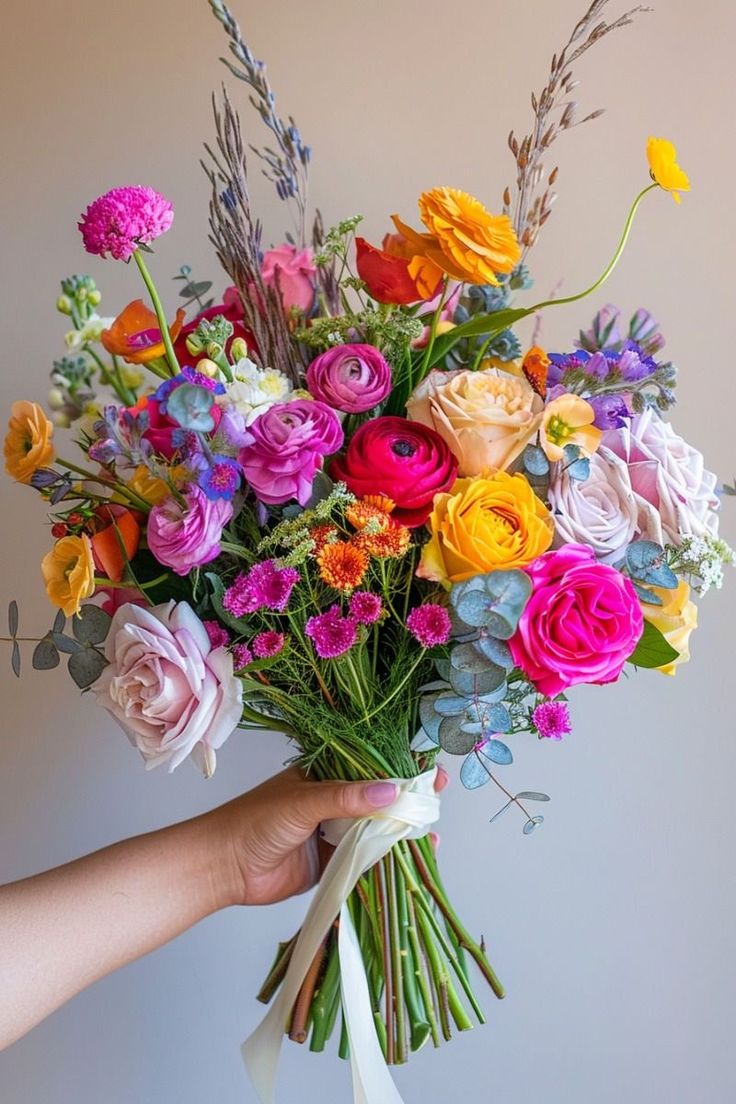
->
[[4, 1, 733, 1101]]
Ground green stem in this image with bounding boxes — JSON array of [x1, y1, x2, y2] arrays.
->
[[405, 884, 440, 1047], [133, 250, 180, 376], [386, 853, 407, 1064], [86, 347, 135, 406], [418, 277, 449, 380], [309, 926, 342, 1052], [395, 853, 431, 1051], [55, 458, 151, 512]]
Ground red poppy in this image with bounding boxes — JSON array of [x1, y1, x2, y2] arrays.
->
[[355, 236, 441, 305]]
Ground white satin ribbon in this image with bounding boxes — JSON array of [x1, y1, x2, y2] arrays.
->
[[242, 768, 440, 1104]]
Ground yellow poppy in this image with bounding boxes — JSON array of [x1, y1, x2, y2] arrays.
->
[[4, 401, 55, 484], [646, 137, 690, 204]]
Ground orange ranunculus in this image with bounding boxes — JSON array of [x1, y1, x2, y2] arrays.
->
[[41, 534, 96, 616], [101, 299, 186, 364], [355, 237, 440, 305], [540, 394, 602, 463], [90, 504, 141, 583], [4, 401, 55, 484], [392, 187, 521, 289], [417, 471, 554, 587]]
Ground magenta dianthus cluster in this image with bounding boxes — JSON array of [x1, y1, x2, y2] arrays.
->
[[223, 560, 300, 617], [532, 701, 572, 741], [305, 605, 358, 659], [252, 631, 286, 659], [203, 620, 231, 650], [348, 591, 383, 624], [79, 185, 174, 261], [406, 604, 452, 648], [231, 643, 253, 671]]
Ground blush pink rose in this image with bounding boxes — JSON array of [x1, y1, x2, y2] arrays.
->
[[261, 243, 316, 313], [147, 486, 233, 575], [509, 543, 643, 695], [93, 600, 243, 776]]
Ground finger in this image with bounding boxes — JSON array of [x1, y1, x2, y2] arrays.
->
[[434, 765, 449, 793], [294, 779, 399, 832]]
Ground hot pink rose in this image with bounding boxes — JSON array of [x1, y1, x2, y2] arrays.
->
[[239, 399, 344, 506], [306, 344, 392, 413], [261, 243, 316, 313], [94, 600, 243, 776], [147, 485, 233, 574], [510, 543, 643, 695]]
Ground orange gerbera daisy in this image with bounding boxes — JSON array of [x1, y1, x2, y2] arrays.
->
[[345, 495, 395, 532], [101, 299, 186, 364], [354, 525, 411, 560], [317, 540, 370, 591], [309, 524, 339, 556]]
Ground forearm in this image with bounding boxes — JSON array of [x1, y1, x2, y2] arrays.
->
[[0, 809, 235, 1050]]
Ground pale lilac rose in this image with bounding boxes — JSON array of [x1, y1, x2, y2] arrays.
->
[[306, 344, 392, 413], [548, 446, 641, 565], [148, 485, 233, 575], [93, 601, 243, 777], [261, 243, 316, 313], [603, 408, 719, 546], [239, 399, 344, 506]]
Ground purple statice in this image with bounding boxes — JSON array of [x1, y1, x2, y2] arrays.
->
[[252, 631, 286, 659], [305, 605, 358, 659], [231, 643, 253, 671], [406, 604, 452, 648], [532, 701, 572, 741], [588, 393, 632, 430], [349, 591, 384, 625], [577, 304, 665, 360], [577, 304, 623, 353], [203, 620, 231, 649], [223, 560, 300, 618], [198, 455, 241, 501]]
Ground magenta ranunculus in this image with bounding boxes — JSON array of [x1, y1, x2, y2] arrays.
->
[[239, 399, 344, 506], [306, 344, 392, 413], [93, 600, 243, 777], [147, 485, 233, 575], [261, 243, 316, 313], [509, 543, 644, 696]]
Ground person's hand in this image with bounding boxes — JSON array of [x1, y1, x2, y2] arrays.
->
[[208, 766, 448, 908]]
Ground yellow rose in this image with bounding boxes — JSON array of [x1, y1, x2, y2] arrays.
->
[[418, 472, 554, 586], [642, 579, 698, 675], [540, 394, 602, 462], [41, 534, 96, 617], [4, 400, 55, 484], [407, 368, 542, 477]]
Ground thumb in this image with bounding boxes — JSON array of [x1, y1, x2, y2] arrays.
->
[[295, 779, 399, 832]]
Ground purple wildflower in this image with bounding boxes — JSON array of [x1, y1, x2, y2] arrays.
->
[[198, 456, 241, 501], [252, 631, 286, 659], [349, 591, 384, 625], [532, 701, 572, 741], [79, 186, 174, 261], [406, 604, 452, 648], [231, 643, 253, 671], [588, 393, 632, 430], [305, 605, 358, 659], [203, 620, 231, 649]]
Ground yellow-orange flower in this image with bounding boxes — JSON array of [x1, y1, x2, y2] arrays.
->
[[354, 524, 411, 560], [392, 187, 521, 290], [642, 580, 698, 675], [418, 472, 554, 586], [123, 464, 172, 506], [317, 540, 369, 591], [101, 299, 186, 364], [309, 524, 339, 556], [540, 394, 602, 462], [646, 137, 690, 204], [4, 401, 55, 484], [41, 534, 95, 616], [346, 497, 393, 532]]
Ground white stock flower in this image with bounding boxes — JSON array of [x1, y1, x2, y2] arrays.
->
[[64, 313, 115, 351], [223, 357, 293, 424]]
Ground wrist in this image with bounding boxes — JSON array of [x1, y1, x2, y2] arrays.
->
[[198, 801, 249, 910]]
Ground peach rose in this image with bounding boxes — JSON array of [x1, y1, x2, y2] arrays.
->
[[407, 368, 542, 476]]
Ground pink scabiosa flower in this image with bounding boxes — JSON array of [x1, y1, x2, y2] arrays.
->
[[203, 620, 232, 650], [223, 560, 301, 617], [147, 486, 232, 576], [232, 643, 254, 671], [406, 603, 452, 647], [532, 701, 572, 741], [348, 591, 384, 624], [79, 186, 174, 261], [305, 605, 358, 659], [252, 631, 286, 659]]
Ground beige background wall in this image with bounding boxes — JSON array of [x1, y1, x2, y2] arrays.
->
[[1, 1, 735, 1101]]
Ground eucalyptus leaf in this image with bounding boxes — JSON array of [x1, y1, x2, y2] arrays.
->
[[52, 632, 83, 655], [515, 791, 551, 802], [33, 637, 60, 670], [627, 619, 679, 669], [450, 642, 489, 675], [53, 609, 66, 634], [522, 444, 549, 477], [11, 641, 20, 678], [523, 815, 545, 835], [481, 738, 513, 766], [433, 657, 452, 682], [72, 605, 112, 645], [448, 664, 506, 697], [484, 703, 512, 734], [166, 383, 216, 432], [626, 540, 678, 589], [68, 647, 107, 689], [474, 634, 513, 670], [433, 694, 469, 717], [438, 716, 477, 756], [8, 600, 18, 638], [633, 583, 663, 606], [460, 752, 493, 790], [418, 693, 446, 741]]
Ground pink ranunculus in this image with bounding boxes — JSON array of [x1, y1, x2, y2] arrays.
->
[[603, 408, 719, 546], [94, 600, 243, 776], [509, 543, 644, 696], [239, 399, 344, 506], [261, 243, 316, 313], [306, 344, 392, 413], [147, 485, 233, 575]]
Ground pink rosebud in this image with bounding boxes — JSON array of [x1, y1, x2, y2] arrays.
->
[[261, 243, 316, 313], [306, 344, 392, 414]]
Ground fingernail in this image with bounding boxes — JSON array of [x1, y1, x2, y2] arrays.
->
[[364, 782, 398, 808], [429, 831, 441, 852]]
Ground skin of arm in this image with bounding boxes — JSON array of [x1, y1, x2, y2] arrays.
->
[[0, 765, 446, 1051]]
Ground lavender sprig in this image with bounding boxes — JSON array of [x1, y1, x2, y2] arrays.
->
[[208, 0, 310, 244]]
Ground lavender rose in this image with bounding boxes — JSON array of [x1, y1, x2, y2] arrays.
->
[[93, 601, 243, 777], [239, 399, 344, 505], [148, 485, 233, 575], [603, 408, 719, 546], [306, 344, 392, 414]]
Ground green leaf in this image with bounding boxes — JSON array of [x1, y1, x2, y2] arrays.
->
[[11, 640, 20, 678], [68, 647, 107, 689], [72, 605, 112, 645], [8, 600, 18, 638], [627, 620, 679, 669], [33, 637, 60, 671]]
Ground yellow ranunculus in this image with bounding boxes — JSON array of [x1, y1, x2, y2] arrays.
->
[[646, 137, 690, 204], [642, 579, 698, 675], [540, 394, 602, 462], [4, 400, 55, 484], [41, 534, 96, 617], [125, 463, 173, 506], [417, 472, 554, 587], [392, 187, 521, 289]]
